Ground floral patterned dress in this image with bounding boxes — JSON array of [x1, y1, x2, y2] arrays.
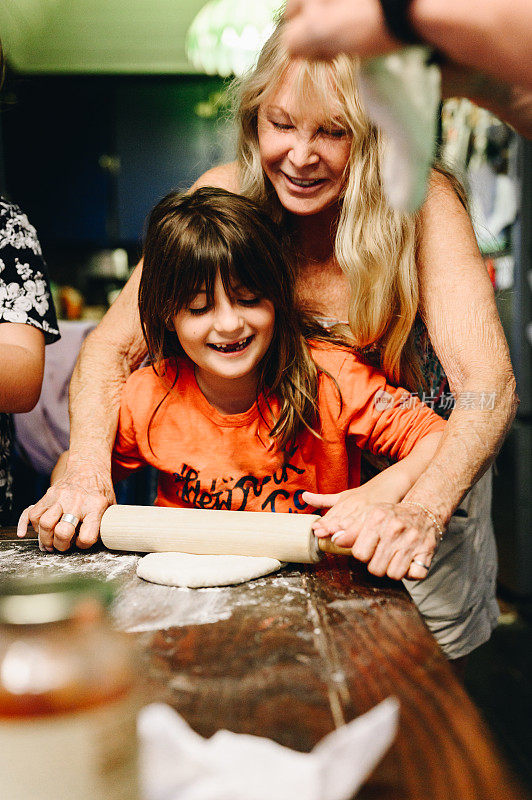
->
[[0, 199, 59, 521]]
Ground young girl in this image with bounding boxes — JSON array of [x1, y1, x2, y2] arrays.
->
[[109, 187, 445, 576]]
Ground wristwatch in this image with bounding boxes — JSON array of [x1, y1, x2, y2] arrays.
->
[[378, 0, 423, 45]]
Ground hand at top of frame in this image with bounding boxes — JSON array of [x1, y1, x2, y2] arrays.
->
[[283, 0, 399, 60], [283, 0, 532, 138]]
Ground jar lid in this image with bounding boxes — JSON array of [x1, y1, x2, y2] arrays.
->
[[0, 575, 115, 625]]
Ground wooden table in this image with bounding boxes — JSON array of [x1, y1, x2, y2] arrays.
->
[[0, 528, 524, 800]]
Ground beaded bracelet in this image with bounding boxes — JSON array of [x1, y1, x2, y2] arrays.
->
[[401, 501, 444, 543]]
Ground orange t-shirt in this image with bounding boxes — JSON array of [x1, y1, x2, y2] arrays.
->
[[112, 345, 445, 513]]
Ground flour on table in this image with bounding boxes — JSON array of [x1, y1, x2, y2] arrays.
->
[[136, 552, 283, 588]]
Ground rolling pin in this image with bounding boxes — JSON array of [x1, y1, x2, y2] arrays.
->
[[100, 505, 352, 564]]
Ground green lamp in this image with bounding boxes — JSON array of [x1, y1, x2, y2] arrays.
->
[[186, 0, 283, 77]]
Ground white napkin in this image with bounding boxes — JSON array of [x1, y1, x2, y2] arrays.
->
[[359, 47, 441, 213], [139, 697, 399, 800]]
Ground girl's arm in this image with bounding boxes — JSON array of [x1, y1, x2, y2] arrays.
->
[[304, 430, 443, 516], [304, 430, 444, 578], [0, 323, 44, 412], [50, 451, 69, 485], [18, 264, 147, 550]]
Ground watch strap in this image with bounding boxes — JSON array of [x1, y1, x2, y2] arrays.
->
[[378, 0, 423, 45]]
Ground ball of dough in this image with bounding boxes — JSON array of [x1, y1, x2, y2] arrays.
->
[[136, 552, 283, 588]]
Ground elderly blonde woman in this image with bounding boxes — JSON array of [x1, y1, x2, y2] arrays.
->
[[20, 24, 516, 663]]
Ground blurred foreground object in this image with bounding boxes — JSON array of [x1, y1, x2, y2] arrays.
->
[[0, 575, 139, 800], [359, 46, 440, 211], [283, 0, 532, 138], [139, 698, 399, 800]]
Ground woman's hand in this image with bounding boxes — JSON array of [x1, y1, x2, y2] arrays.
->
[[17, 455, 115, 552], [284, 0, 398, 60], [303, 489, 440, 580]]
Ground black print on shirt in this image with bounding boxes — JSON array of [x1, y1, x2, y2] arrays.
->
[[173, 460, 308, 512]]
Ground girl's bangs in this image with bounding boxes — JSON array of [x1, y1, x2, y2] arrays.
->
[[174, 247, 219, 309], [170, 237, 277, 312], [159, 229, 219, 316], [218, 246, 276, 303]]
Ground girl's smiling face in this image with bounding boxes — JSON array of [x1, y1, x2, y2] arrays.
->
[[172, 271, 275, 410], [257, 65, 352, 218]]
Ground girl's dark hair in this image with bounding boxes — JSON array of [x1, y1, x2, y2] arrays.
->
[[139, 187, 351, 449]]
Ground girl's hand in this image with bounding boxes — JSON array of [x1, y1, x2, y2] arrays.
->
[[302, 464, 413, 538], [303, 486, 386, 538], [303, 490, 440, 581]]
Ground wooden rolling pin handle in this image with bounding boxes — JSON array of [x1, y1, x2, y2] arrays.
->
[[100, 505, 353, 562], [317, 538, 353, 557]]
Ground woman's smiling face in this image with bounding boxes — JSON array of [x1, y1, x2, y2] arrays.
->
[[257, 65, 352, 218]]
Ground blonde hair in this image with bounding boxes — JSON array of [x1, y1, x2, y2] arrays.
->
[[234, 24, 422, 389]]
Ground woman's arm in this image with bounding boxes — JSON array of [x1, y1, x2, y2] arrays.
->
[[189, 162, 240, 192], [0, 323, 44, 412], [300, 173, 516, 581], [402, 171, 518, 523], [17, 264, 147, 550]]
